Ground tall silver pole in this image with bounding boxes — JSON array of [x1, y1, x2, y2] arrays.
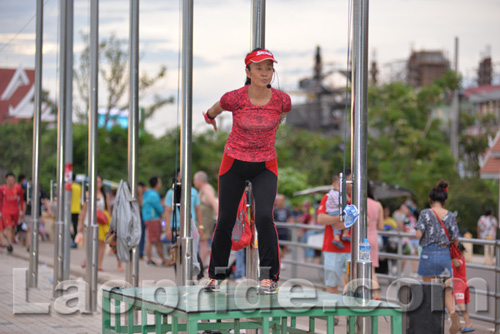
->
[[53, 0, 68, 296], [29, 0, 44, 289], [495, 241, 500, 333], [350, 0, 371, 332], [85, 0, 99, 313], [251, 0, 265, 49], [63, 0, 74, 282], [246, 0, 266, 286], [451, 37, 459, 163], [127, 0, 140, 287], [177, 0, 194, 286]]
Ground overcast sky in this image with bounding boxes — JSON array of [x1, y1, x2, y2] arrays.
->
[[0, 0, 499, 136]]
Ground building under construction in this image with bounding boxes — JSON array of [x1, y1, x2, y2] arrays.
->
[[286, 46, 350, 137], [407, 50, 450, 87]]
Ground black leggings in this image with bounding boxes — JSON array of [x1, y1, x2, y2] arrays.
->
[[208, 154, 280, 281]]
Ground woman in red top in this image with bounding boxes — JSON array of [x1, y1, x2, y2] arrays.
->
[[203, 49, 291, 294]]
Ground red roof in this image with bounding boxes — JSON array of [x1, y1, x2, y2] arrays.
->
[[480, 131, 500, 178], [0, 67, 35, 123], [464, 84, 500, 98]]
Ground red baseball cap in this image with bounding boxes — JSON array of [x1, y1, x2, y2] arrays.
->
[[244, 50, 277, 66]]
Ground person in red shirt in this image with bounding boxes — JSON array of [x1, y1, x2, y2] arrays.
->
[[452, 243, 474, 333], [317, 170, 353, 295], [0, 172, 24, 253], [317, 170, 353, 326], [203, 49, 291, 294]]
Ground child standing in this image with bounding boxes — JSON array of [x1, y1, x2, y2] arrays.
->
[[452, 243, 474, 333], [325, 175, 350, 248]]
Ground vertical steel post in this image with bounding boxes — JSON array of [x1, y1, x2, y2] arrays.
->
[[63, 0, 74, 282], [177, 0, 194, 286], [85, 0, 100, 313], [127, 0, 140, 287], [495, 240, 500, 333], [351, 0, 371, 332], [246, 0, 266, 287], [251, 0, 266, 49], [29, 0, 44, 289], [53, 0, 68, 296], [350, 0, 369, 281]]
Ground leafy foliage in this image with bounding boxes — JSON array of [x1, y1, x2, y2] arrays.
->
[[74, 32, 173, 127], [367, 73, 498, 234]]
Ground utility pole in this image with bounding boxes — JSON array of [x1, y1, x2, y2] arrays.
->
[[451, 37, 459, 164]]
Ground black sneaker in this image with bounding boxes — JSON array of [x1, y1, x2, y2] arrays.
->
[[146, 260, 157, 266], [204, 278, 223, 292], [7, 245, 13, 253], [259, 279, 277, 294]]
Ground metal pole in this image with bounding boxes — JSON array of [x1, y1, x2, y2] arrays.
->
[[351, 0, 371, 332], [29, 0, 44, 289], [177, 0, 194, 286], [53, 0, 68, 296], [127, 0, 140, 287], [246, 0, 266, 288], [251, 0, 265, 49], [63, 0, 74, 282], [451, 37, 459, 163], [495, 240, 500, 333], [85, 0, 99, 313], [350, 0, 369, 281]]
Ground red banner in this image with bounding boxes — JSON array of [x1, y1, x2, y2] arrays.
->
[[64, 163, 72, 191]]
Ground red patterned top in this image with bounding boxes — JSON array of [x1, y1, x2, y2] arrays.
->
[[219, 85, 292, 162]]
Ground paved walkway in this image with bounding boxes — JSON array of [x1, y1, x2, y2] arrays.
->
[[0, 240, 496, 333]]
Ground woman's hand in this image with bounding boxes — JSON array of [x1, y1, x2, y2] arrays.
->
[[203, 102, 223, 132], [203, 111, 218, 132]]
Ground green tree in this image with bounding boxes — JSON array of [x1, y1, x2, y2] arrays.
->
[[460, 112, 498, 176], [275, 125, 348, 187], [74, 32, 173, 128], [367, 80, 458, 205]]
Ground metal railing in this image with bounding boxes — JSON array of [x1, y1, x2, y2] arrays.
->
[[274, 221, 500, 332]]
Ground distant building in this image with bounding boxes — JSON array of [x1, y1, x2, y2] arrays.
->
[[478, 57, 492, 86], [407, 50, 450, 87], [0, 66, 53, 123], [286, 46, 349, 136], [463, 84, 500, 122]]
